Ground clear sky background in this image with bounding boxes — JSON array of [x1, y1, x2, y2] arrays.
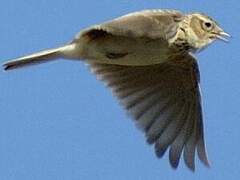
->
[[0, 0, 239, 179]]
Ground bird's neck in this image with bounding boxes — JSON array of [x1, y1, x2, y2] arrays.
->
[[169, 19, 196, 53]]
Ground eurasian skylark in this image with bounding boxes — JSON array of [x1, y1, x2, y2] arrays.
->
[[3, 9, 230, 171]]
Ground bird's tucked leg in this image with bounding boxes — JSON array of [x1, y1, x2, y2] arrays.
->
[[105, 52, 129, 59]]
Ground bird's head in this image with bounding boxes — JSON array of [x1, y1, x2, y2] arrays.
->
[[186, 13, 230, 51]]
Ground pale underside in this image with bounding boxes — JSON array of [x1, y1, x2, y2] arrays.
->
[[68, 9, 185, 66]]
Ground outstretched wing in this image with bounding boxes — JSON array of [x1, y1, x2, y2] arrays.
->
[[76, 9, 184, 41], [89, 54, 209, 171]]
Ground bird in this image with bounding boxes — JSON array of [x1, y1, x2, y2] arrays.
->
[[3, 9, 230, 171]]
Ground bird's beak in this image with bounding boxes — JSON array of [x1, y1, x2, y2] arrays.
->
[[216, 29, 231, 42]]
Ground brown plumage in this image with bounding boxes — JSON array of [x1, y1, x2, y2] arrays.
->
[[2, 9, 230, 171]]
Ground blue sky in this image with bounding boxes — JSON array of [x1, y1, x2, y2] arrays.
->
[[0, 0, 239, 179]]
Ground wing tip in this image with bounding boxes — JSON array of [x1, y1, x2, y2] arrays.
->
[[169, 160, 180, 170], [200, 156, 211, 168], [197, 139, 211, 168], [155, 145, 168, 158]]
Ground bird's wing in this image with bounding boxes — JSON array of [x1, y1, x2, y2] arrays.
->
[[88, 54, 209, 171], [76, 9, 184, 41]]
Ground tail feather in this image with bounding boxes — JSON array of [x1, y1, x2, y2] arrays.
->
[[3, 45, 72, 70]]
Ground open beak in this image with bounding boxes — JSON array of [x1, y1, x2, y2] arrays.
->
[[216, 31, 231, 42]]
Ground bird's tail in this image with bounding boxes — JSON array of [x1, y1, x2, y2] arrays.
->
[[3, 44, 74, 71]]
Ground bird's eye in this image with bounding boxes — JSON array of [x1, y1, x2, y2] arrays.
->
[[205, 22, 212, 28], [202, 21, 213, 31]]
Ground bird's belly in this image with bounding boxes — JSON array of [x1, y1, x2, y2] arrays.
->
[[73, 35, 175, 66]]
